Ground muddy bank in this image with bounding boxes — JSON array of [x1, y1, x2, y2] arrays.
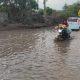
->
[[0, 23, 48, 31]]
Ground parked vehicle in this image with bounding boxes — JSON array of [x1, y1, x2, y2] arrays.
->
[[67, 17, 80, 30]]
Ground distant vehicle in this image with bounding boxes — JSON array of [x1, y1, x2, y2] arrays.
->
[[67, 17, 80, 30]]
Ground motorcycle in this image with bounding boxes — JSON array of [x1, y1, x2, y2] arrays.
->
[[55, 28, 71, 41]]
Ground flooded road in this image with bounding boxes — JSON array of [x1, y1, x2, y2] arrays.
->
[[0, 28, 80, 80]]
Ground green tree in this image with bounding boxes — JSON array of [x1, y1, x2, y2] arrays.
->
[[46, 7, 52, 15], [61, 2, 80, 19], [38, 9, 44, 15], [0, 0, 38, 23]]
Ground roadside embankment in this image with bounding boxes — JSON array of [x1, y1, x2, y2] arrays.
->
[[0, 23, 48, 31]]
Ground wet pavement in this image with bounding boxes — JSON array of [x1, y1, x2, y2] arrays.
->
[[0, 28, 80, 80]]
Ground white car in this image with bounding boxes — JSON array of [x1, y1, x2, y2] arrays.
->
[[67, 17, 80, 30]]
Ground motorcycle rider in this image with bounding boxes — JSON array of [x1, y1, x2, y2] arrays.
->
[[58, 21, 71, 39]]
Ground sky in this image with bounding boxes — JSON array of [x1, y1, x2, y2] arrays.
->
[[38, 0, 79, 10]]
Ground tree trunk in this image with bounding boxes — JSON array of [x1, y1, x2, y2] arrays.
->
[[37, 0, 39, 10], [43, 0, 46, 16], [43, 0, 48, 25]]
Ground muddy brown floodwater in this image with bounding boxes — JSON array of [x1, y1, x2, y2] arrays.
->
[[0, 28, 80, 80]]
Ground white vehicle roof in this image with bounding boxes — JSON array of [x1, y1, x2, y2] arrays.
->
[[68, 17, 80, 19]]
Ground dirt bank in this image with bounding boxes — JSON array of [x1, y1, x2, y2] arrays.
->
[[0, 23, 48, 31]]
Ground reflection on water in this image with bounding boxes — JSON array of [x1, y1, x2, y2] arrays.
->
[[0, 28, 80, 80], [55, 40, 71, 54], [54, 40, 71, 66]]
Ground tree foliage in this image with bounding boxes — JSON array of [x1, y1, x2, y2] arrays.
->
[[46, 7, 52, 15], [38, 7, 52, 15], [61, 2, 80, 19], [0, 0, 38, 23]]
